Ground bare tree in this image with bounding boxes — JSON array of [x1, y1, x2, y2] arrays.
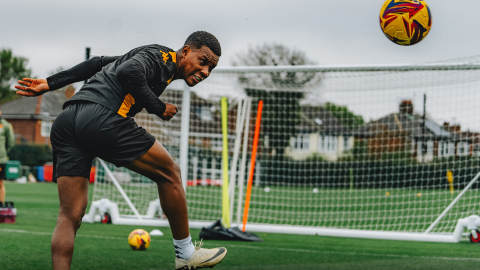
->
[[232, 43, 320, 89], [232, 44, 321, 156]]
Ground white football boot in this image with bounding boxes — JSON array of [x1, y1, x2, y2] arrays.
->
[[175, 240, 227, 269]]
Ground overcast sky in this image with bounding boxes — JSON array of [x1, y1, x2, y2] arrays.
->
[[2, 0, 479, 77], [2, 0, 480, 129]]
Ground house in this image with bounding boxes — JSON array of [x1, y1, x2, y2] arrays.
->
[[285, 106, 353, 161], [0, 86, 74, 145], [354, 100, 471, 162]]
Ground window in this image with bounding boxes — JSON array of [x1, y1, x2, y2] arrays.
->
[[427, 141, 434, 155], [292, 134, 309, 151], [318, 135, 337, 153], [41, 121, 53, 137], [439, 141, 455, 157], [200, 107, 213, 121], [318, 136, 324, 152], [331, 136, 336, 151], [194, 106, 213, 121], [302, 134, 310, 151], [458, 142, 469, 156], [417, 141, 422, 155], [448, 142, 455, 156]]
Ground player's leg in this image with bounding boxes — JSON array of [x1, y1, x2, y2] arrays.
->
[[125, 141, 227, 269], [51, 176, 89, 270], [0, 179, 5, 204], [49, 103, 95, 270], [125, 141, 188, 239]]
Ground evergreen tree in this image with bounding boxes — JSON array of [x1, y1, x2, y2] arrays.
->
[[0, 49, 31, 104]]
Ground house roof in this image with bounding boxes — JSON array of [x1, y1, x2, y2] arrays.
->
[[354, 113, 452, 140], [0, 91, 67, 120], [296, 106, 351, 134]]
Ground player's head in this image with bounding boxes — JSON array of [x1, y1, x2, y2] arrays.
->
[[179, 31, 221, 87]]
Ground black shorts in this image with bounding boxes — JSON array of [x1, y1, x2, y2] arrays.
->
[[50, 102, 156, 183]]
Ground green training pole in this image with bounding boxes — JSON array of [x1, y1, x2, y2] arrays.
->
[[221, 97, 231, 228]]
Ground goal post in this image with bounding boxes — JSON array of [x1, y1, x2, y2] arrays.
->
[[86, 58, 480, 242]]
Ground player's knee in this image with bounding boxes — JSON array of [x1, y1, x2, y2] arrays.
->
[[153, 162, 181, 185], [169, 162, 181, 183], [77, 208, 86, 228], [59, 206, 86, 230]]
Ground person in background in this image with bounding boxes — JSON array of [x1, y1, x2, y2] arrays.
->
[[0, 109, 15, 205]]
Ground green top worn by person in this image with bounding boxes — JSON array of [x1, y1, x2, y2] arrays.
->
[[0, 109, 15, 204], [0, 112, 15, 163]]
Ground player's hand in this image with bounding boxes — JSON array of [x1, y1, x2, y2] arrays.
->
[[160, 103, 178, 121], [15, 78, 50, 97]]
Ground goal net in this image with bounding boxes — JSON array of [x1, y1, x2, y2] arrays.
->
[[89, 56, 480, 240]]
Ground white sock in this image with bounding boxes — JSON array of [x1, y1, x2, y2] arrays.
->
[[173, 235, 195, 260]]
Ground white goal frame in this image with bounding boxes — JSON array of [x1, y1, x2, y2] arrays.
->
[[83, 62, 480, 243]]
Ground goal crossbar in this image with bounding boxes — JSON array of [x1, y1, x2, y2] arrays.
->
[[213, 63, 480, 73]]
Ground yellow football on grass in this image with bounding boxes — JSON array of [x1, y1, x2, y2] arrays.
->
[[128, 229, 151, 250]]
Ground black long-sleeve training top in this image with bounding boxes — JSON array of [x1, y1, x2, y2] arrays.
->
[[46, 44, 177, 118]]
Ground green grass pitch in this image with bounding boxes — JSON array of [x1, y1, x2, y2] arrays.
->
[[2, 182, 480, 270], [186, 185, 478, 231]]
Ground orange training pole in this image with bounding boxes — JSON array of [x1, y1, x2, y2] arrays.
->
[[242, 100, 263, 231]]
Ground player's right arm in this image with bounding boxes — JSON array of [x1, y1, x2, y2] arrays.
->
[[15, 56, 119, 97], [115, 49, 177, 120]]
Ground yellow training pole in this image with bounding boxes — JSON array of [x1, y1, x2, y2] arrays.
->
[[447, 170, 454, 194], [221, 97, 231, 228]]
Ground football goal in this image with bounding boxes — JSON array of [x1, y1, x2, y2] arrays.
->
[[84, 56, 480, 242]]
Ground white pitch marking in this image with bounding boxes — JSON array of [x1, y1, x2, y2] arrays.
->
[[225, 244, 480, 262], [0, 228, 170, 242], [2, 228, 480, 262]]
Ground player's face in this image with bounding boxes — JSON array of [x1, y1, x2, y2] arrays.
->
[[182, 45, 219, 87]]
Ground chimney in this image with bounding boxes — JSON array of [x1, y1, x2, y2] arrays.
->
[[65, 85, 75, 99], [449, 125, 461, 133], [443, 122, 461, 133], [35, 96, 43, 114], [399, 100, 413, 114]]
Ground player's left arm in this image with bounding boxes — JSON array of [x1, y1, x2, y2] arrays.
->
[[15, 56, 119, 97]]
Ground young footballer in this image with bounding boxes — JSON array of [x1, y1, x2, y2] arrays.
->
[[15, 31, 226, 270]]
